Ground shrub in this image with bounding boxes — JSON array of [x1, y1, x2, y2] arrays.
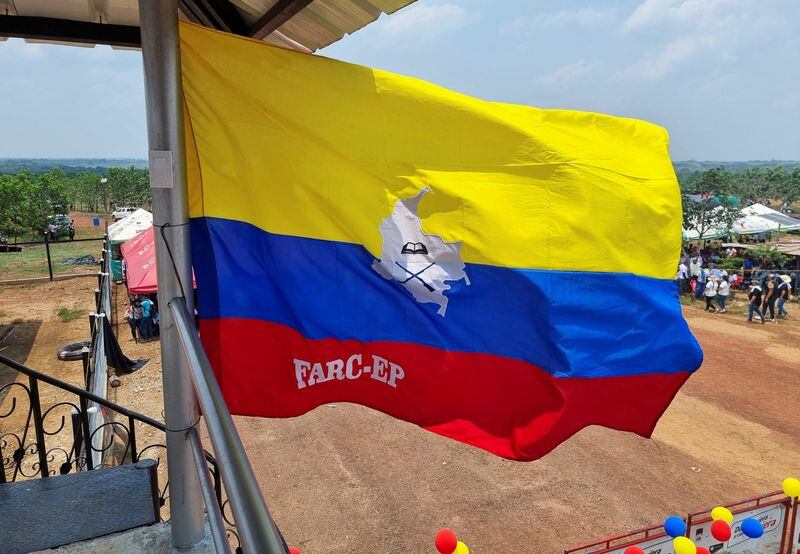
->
[[57, 306, 83, 323]]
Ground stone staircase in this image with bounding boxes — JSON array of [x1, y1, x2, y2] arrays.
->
[[1, 460, 161, 553]]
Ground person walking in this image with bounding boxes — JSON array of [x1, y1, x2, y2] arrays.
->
[[777, 274, 791, 318], [761, 274, 777, 321], [677, 261, 688, 295], [132, 298, 143, 339], [704, 275, 718, 312], [748, 283, 766, 323], [716, 275, 730, 313], [690, 256, 703, 301], [742, 255, 754, 287], [123, 303, 138, 343], [140, 296, 154, 341], [68, 220, 76, 241]]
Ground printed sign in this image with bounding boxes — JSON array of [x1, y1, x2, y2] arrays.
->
[[605, 534, 674, 554], [691, 503, 785, 554]]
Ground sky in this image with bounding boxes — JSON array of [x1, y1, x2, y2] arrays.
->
[[0, 0, 798, 161]]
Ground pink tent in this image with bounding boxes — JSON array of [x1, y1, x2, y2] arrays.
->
[[120, 227, 196, 294]]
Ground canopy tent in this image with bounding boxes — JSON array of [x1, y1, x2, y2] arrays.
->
[[108, 208, 153, 245], [736, 203, 800, 234], [683, 203, 800, 240], [121, 227, 196, 294]]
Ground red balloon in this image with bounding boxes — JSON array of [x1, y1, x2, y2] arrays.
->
[[435, 528, 458, 554], [711, 519, 732, 542], [697, 547, 711, 554], [288, 548, 301, 554], [623, 547, 645, 554]]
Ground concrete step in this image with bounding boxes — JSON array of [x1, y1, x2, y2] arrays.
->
[[0, 460, 160, 554], [37, 521, 217, 553]]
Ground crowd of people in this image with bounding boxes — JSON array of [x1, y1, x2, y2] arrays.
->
[[122, 295, 159, 342], [677, 243, 794, 323]]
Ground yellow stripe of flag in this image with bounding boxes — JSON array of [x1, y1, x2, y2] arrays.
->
[[181, 22, 681, 279]]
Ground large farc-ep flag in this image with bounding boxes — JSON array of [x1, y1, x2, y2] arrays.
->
[[180, 22, 703, 461]]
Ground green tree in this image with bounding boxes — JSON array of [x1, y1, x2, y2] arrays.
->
[[682, 167, 741, 240], [64, 172, 104, 211], [0, 173, 27, 236], [106, 166, 150, 208], [19, 170, 69, 234], [751, 245, 789, 269], [733, 167, 770, 205], [778, 167, 800, 205]]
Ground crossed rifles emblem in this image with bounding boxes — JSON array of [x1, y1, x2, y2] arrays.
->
[[395, 241, 436, 292]]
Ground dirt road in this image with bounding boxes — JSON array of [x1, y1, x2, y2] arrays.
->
[[1, 278, 798, 553]]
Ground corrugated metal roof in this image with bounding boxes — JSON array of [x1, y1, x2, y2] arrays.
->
[[0, 0, 415, 51]]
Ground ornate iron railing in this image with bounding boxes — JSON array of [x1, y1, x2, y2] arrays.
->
[[0, 353, 241, 552]]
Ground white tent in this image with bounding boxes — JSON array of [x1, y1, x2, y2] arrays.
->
[[683, 203, 800, 240], [108, 208, 153, 245], [734, 203, 800, 235]]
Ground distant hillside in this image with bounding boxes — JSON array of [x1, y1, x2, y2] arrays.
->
[[2, 158, 797, 176], [673, 160, 800, 173], [0, 158, 148, 174]]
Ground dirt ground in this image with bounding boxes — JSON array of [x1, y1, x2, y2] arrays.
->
[[0, 278, 798, 553]]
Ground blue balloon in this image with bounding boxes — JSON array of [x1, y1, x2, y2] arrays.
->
[[664, 515, 687, 538], [741, 518, 764, 539]]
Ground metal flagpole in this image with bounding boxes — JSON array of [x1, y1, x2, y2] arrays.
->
[[138, 0, 205, 548]]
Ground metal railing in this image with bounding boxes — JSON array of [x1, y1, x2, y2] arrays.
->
[[0, 353, 164, 478], [85, 236, 112, 469], [169, 297, 288, 553], [0, 352, 247, 549]]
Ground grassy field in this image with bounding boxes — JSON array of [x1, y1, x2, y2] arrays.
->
[[0, 211, 108, 280], [0, 240, 105, 280]]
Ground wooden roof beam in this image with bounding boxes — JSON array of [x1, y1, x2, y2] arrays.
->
[[0, 14, 140, 47], [248, 0, 314, 41]]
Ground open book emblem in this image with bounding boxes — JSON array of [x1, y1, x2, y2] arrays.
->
[[372, 187, 470, 316], [401, 242, 428, 255]]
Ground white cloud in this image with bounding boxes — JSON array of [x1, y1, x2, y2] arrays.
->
[[619, 0, 788, 82], [509, 8, 614, 32], [625, 0, 740, 30], [535, 8, 614, 28], [376, 4, 478, 41], [537, 59, 593, 88], [618, 35, 715, 81], [0, 38, 45, 60]]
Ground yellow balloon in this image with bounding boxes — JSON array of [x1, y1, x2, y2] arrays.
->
[[783, 477, 800, 498], [711, 506, 734, 524], [673, 536, 696, 554], [454, 541, 470, 554]]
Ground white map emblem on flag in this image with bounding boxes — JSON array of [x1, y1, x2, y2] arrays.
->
[[372, 187, 470, 316]]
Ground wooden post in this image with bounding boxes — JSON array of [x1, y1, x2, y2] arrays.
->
[[45, 233, 53, 281]]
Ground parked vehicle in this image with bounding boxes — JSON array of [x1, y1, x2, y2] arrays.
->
[[46, 214, 71, 238], [112, 207, 138, 221]]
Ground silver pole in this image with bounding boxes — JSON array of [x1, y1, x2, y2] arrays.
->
[[187, 428, 232, 554], [138, 0, 205, 547], [170, 297, 288, 554]]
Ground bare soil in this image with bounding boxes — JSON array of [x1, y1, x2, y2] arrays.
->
[[1, 278, 798, 553]]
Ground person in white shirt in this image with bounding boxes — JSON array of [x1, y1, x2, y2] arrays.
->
[[716, 276, 730, 313], [677, 262, 689, 295], [704, 275, 718, 312]]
